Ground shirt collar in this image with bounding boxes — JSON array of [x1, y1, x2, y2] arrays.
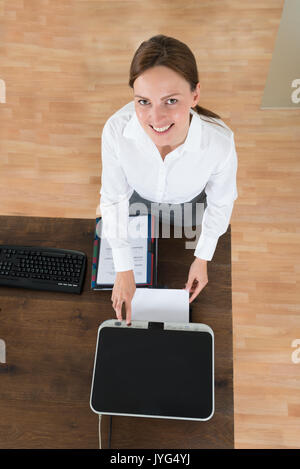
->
[[123, 103, 202, 154]]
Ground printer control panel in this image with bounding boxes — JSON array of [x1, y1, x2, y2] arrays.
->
[[110, 319, 213, 335]]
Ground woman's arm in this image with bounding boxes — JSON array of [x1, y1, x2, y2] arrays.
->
[[100, 120, 136, 324], [185, 133, 238, 303], [100, 121, 134, 272], [194, 132, 238, 261]]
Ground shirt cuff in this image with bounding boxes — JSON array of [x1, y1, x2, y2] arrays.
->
[[111, 246, 134, 272], [194, 235, 218, 261]]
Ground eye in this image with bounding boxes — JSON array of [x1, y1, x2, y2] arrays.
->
[[167, 98, 178, 104], [137, 99, 149, 105]]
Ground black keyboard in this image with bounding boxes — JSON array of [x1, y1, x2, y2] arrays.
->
[[0, 245, 87, 294]]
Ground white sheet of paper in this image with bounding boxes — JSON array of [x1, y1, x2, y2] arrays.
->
[[131, 288, 190, 323], [96, 215, 149, 285]]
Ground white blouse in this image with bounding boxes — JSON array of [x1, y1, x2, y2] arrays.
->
[[99, 101, 238, 272]]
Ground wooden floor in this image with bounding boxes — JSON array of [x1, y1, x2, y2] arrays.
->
[[0, 0, 300, 449]]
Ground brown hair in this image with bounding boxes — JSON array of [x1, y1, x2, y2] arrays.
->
[[129, 34, 225, 128]]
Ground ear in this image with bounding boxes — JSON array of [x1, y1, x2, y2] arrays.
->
[[191, 82, 201, 107]]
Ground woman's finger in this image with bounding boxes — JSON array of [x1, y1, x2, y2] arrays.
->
[[115, 300, 123, 320], [125, 300, 132, 325], [189, 281, 206, 303], [186, 279, 197, 293], [185, 279, 194, 292]]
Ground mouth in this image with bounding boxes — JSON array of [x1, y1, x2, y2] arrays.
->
[[149, 123, 174, 135]]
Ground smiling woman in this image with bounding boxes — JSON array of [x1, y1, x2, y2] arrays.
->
[[133, 65, 197, 158], [129, 36, 224, 119], [99, 34, 238, 324]]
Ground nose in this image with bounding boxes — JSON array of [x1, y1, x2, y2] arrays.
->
[[150, 105, 167, 126]]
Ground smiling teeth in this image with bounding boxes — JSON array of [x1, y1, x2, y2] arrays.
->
[[152, 124, 172, 132]]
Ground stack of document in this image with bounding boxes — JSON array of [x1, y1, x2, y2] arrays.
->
[[91, 214, 158, 290]]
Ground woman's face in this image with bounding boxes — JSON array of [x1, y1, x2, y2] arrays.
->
[[133, 65, 200, 153]]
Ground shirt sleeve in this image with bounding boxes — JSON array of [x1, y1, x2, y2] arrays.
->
[[194, 133, 238, 261], [99, 121, 134, 272]]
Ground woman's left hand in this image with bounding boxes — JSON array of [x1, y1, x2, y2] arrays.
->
[[184, 258, 208, 303]]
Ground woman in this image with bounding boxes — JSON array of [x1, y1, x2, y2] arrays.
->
[[100, 34, 238, 325]]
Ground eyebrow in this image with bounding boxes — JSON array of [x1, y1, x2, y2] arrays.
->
[[134, 93, 182, 100]]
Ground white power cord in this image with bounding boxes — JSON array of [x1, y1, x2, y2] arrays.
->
[[98, 413, 112, 449], [98, 414, 102, 449]]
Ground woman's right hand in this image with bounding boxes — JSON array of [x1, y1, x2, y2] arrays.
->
[[111, 270, 136, 325]]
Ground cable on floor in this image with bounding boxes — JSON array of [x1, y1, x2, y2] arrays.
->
[[98, 414, 113, 449]]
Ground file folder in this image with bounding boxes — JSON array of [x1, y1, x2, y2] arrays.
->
[[91, 214, 158, 290]]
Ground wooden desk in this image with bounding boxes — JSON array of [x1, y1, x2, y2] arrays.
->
[[0, 216, 233, 449]]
